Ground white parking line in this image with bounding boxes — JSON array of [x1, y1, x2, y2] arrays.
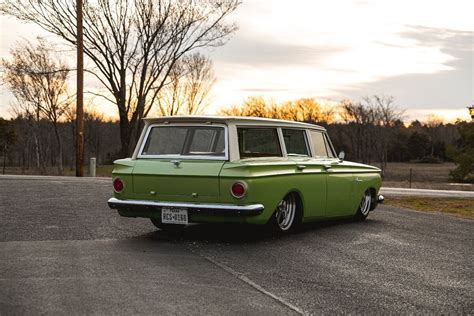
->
[[380, 187, 474, 198], [202, 255, 306, 315]]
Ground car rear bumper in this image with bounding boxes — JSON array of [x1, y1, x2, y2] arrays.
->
[[107, 197, 265, 217]]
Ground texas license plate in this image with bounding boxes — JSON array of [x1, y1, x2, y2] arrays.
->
[[161, 208, 188, 225]]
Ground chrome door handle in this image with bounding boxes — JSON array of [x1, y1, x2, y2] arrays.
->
[[296, 165, 306, 170], [355, 177, 363, 182], [323, 164, 332, 170]]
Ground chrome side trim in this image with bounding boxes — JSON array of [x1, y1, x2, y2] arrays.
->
[[108, 197, 264, 212]]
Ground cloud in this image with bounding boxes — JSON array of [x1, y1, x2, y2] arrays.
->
[[210, 35, 346, 69], [238, 88, 289, 93], [331, 26, 473, 112]]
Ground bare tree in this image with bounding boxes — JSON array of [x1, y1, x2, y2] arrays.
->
[[340, 100, 377, 164], [340, 95, 403, 175], [2, 39, 72, 173], [1, 0, 240, 156], [424, 115, 444, 157], [219, 97, 336, 123], [281, 98, 334, 123], [364, 95, 404, 175], [182, 53, 216, 115], [155, 61, 186, 116], [156, 53, 216, 116]]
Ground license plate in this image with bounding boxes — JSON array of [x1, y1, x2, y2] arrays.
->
[[161, 207, 188, 225]]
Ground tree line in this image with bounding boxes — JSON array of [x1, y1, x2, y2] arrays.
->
[[1, 95, 472, 182], [220, 96, 472, 182]]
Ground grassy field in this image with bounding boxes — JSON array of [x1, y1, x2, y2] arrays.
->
[[375, 162, 473, 191], [386, 197, 474, 219], [379, 162, 455, 182]]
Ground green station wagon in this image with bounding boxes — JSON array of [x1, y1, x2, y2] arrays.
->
[[108, 116, 384, 232]]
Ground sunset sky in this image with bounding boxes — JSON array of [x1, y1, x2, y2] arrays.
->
[[0, 0, 473, 122]]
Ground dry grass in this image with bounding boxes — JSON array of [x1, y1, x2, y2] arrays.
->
[[376, 162, 474, 191], [378, 162, 455, 182], [386, 197, 474, 219]]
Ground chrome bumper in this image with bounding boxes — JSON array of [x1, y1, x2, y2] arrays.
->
[[377, 195, 385, 204], [107, 197, 264, 216]]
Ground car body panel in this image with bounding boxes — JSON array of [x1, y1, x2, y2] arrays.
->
[[131, 159, 225, 201], [110, 116, 383, 226]]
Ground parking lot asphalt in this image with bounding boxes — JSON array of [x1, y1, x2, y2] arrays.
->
[[0, 176, 473, 314]]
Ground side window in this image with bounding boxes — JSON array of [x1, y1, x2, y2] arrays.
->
[[237, 127, 282, 158], [282, 129, 309, 156], [324, 134, 335, 158], [310, 131, 329, 157]]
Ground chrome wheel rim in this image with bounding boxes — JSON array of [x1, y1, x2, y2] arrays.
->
[[275, 194, 296, 231], [360, 190, 371, 216]]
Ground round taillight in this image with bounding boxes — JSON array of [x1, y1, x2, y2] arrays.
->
[[113, 178, 124, 193], [231, 182, 246, 198]]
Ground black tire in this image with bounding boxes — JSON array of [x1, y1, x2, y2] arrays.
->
[[150, 218, 186, 231], [354, 189, 372, 221], [270, 192, 303, 233]]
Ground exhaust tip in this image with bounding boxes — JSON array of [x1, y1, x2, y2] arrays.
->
[[377, 194, 385, 204]]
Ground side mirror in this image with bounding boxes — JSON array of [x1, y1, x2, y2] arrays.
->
[[338, 151, 345, 161]]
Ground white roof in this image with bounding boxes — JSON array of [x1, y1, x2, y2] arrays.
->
[[143, 115, 325, 130]]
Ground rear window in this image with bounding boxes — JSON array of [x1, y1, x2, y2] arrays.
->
[[141, 125, 226, 158], [237, 127, 282, 158]]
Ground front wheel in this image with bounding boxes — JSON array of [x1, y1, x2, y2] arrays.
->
[[271, 193, 302, 233], [150, 218, 186, 231], [354, 189, 372, 220]]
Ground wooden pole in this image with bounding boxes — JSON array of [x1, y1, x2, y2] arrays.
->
[[409, 168, 412, 188], [75, 0, 84, 177], [2, 144, 6, 175]]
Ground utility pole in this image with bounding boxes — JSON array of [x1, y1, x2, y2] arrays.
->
[[2, 144, 6, 175], [76, 0, 84, 176]]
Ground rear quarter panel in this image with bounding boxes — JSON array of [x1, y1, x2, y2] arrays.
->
[[218, 159, 327, 224], [111, 158, 135, 198]]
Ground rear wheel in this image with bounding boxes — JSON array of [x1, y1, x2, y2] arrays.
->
[[150, 218, 186, 231], [355, 189, 372, 220], [271, 193, 302, 233]]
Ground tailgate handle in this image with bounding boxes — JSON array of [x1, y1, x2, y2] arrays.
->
[[171, 160, 181, 168]]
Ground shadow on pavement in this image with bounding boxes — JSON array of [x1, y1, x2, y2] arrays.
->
[[133, 217, 382, 245]]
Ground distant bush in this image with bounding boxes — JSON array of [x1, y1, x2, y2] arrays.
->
[[447, 122, 474, 183]]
